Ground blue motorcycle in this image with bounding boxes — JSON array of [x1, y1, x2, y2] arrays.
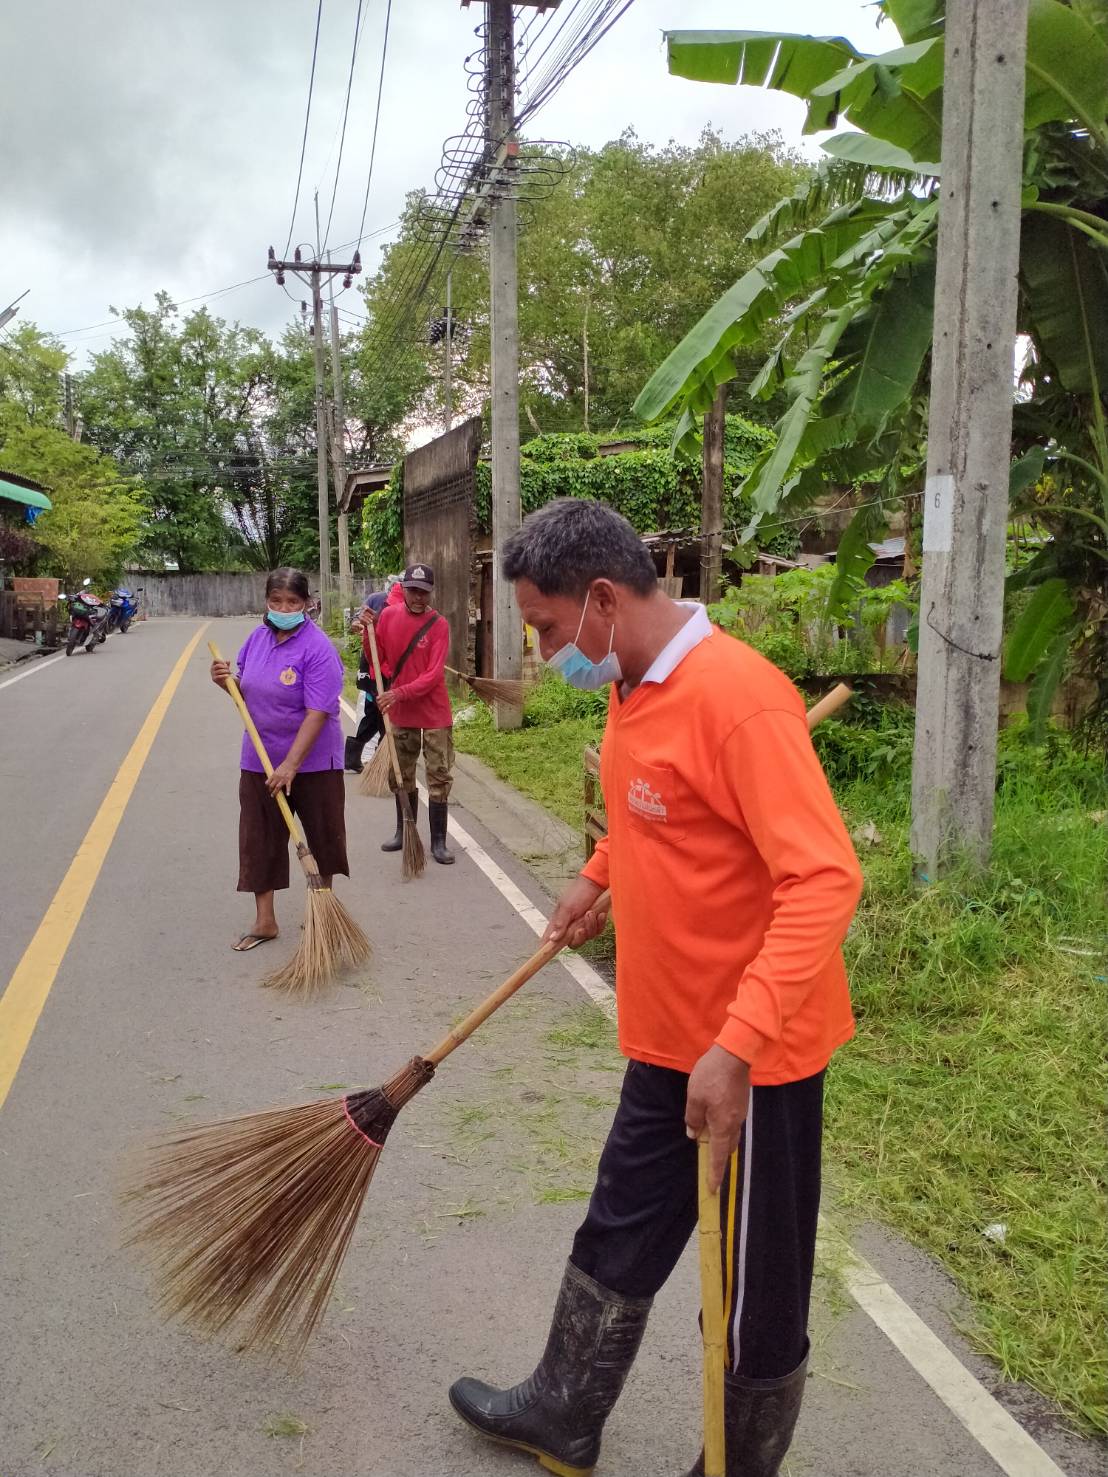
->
[[107, 586, 141, 633]]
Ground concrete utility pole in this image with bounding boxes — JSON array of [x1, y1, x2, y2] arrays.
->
[[328, 290, 352, 609], [487, 0, 523, 729], [701, 384, 726, 603], [267, 249, 361, 625], [910, 0, 1029, 876], [441, 270, 455, 433]]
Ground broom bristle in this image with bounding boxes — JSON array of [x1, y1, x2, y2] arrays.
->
[[465, 674, 529, 708], [401, 814, 425, 880], [123, 1057, 435, 1360], [358, 740, 392, 798], [262, 885, 371, 999]]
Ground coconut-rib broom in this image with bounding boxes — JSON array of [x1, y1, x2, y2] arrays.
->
[[210, 642, 370, 998], [445, 664, 529, 710], [358, 627, 426, 879], [122, 908, 600, 1360]]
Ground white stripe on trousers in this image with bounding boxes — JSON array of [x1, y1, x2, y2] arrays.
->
[[729, 1090, 755, 1372]]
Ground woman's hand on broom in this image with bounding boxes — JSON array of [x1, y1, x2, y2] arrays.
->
[[210, 658, 232, 691], [685, 1045, 751, 1193], [544, 876, 610, 949], [267, 758, 299, 797]]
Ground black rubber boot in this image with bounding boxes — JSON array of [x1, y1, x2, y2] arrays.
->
[[344, 736, 363, 773], [429, 800, 455, 865], [449, 1261, 651, 1476], [381, 791, 417, 853], [682, 1353, 808, 1477]]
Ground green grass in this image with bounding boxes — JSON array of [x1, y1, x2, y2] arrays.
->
[[453, 690, 1107, 1434]]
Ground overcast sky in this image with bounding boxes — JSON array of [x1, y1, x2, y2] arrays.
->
[[2, 1, 888, 366]]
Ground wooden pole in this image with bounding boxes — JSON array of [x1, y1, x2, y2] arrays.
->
[[910, 0, 1029, 876]]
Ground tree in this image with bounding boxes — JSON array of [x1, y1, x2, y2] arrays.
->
[[0, 323, 67, 426], [358, 131, 809, 438], [634, 1, 1107, 721], [0, 405, 146, 585]]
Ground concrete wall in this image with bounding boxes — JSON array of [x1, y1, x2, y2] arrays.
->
[[132, 572, 269, 617]]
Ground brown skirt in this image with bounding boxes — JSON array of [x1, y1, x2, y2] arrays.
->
[[237, 769, 349, 893]]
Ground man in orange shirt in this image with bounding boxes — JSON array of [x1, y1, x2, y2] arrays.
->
[[449, 500, 863, 1477]]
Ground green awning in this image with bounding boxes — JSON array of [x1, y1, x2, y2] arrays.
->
[[0, 477, 52, 511]]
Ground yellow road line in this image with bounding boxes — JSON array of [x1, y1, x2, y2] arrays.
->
[[0, 623, 209, 1111]]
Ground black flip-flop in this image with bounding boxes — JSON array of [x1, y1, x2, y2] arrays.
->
[[232, 933, 276, 952]]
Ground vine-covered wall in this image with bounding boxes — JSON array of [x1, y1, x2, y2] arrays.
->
[[361, 417, 796, 573]]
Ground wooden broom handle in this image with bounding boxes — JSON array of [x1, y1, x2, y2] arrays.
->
[[421, 687, 849, 1068], [806, 682, 853, 728], [423, 889, 612, 1066], [209, 641, 306, 849], [365, 620, 406, 792]]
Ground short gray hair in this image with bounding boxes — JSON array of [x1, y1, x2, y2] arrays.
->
[[502, 499, 657, 598]]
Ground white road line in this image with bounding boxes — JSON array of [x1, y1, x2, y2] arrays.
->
[[0, 649, 66, 690], [341, 697, 1068, 1477], [818, 1221, 1067, 1477], [0, 628, 130, 692]]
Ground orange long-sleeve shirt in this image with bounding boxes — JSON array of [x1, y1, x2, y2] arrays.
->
[[581, 625, 863, 1086]]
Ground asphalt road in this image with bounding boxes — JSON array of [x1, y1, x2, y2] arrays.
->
[[0, 619, 1099, 1477]]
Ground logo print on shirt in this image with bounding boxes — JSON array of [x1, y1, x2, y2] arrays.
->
[[628, 777, 667, 823], [279, 666, 298, 686]]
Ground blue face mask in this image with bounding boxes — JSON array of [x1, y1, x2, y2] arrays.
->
[[267, 607, 305, 631], [547, 590, 622, 691]]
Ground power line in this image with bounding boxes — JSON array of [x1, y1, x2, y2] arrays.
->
[[321, 0, 365, 253], [284, 0, 325, 257], [355, 0, 393, 250]]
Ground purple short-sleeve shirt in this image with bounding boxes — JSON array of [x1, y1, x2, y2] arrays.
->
[[235, 619, 344, 773]]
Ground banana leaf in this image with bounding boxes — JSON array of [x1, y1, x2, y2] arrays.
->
[[1021, 215, 1108, 399], [1003, 577, 1076, 682], [1025, 0, 1108, 143], [1026, 625, 1075, 740], [820, 131, 941, 176]]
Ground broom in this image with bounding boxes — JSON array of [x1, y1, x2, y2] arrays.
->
[[359, 628, 426, 881], [445, 664, 529, 710], [210, 642, 371, 998], [122, 907, 604, 1360], [124, 687, 851, 1358]]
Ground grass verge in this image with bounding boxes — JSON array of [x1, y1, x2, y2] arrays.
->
[[453, 680, 1107, 1434]]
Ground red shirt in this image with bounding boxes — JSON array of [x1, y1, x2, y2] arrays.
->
[[374, 604, 452, 730]]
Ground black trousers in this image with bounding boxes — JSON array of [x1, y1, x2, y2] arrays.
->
[[570, 1060, 824, 1380], [354, 691, 385, 748]]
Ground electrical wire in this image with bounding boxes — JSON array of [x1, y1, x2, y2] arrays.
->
[[284, 0, 325, 257], [321, 0, 365, 253], [354, 0, 393, 250]]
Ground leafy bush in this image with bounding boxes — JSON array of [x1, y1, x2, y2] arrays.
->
[[709, 565, 916, 679]]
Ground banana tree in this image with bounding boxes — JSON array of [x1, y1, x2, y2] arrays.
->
[[634, 0, 1108, 723]]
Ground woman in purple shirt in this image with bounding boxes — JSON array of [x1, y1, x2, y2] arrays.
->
[[210, 567, 349, 951]]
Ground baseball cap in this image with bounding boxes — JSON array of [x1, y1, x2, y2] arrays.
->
[[402, 562, 434, 591]]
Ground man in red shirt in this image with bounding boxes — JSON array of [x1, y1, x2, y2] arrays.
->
[[448, 501, 863, 1476], [374, 562, 455, 865]]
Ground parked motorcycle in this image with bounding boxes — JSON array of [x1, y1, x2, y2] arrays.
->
[[60, 580, 110, 655], [106, 586, 141, 633]]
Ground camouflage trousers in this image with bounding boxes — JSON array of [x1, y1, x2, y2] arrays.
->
[[390, 726, 454, 803]]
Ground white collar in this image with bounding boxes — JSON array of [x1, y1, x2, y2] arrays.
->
[[639, 602, 713, 686]]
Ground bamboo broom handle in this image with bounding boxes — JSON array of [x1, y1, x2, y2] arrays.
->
[[209, 641, 307, 850], [423, 889, 612, 1066], [365, 620, 406, 792], [698, 1138, 727, 1477], [805, 682, 853, 729], [421, 688, 846, 1068]]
